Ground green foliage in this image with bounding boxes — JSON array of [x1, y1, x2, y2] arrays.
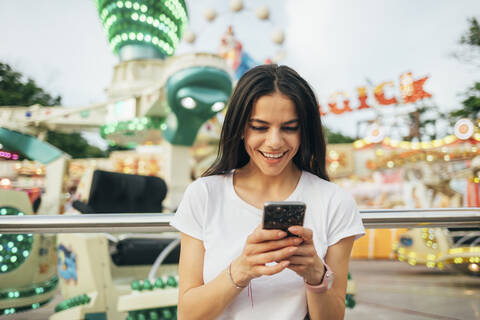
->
[[0, 62, 107, 158], [453, 17, 480, 67], [46, 131, 107, 159], [448, 18, 480, 122], [449, 82, 480, 121], [0, 62, 61, 106], [106, 144, 133, 153], [460, 17, 480, 47], [325, 127, 355, 144]]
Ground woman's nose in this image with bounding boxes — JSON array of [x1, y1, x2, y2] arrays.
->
[[265, 129, 283, 148]]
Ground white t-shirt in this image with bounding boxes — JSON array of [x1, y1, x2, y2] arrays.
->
[[170, 170, 365, 320]]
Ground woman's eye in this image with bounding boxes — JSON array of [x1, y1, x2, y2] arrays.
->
[[249, 125, 268, 131], [283, 126, 299, 132]]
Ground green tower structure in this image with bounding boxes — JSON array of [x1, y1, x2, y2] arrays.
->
[[94, 0, 234, 148], [95, 0, 188, 60]]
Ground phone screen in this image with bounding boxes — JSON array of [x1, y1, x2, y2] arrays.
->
[[262, 201, 306, 234]]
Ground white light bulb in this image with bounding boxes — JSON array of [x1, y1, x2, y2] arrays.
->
[[181, 97, 196, 109], [211, 102, 225, 112]]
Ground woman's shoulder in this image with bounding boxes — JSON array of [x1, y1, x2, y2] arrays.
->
[[302, 171, 340, 191], [188, 173, 231, 193], [301, 171, 354, 202]]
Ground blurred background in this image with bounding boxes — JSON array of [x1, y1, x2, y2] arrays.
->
[[0, 1, 479, 319]]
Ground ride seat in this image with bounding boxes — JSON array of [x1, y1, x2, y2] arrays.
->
[[73, 170, 168, 214], [72, 170, 178, 266], [447, 227, 480, 246]]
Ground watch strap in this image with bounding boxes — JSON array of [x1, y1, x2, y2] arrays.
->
[[304, 262, 334, 293]]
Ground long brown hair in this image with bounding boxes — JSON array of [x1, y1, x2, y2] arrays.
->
[[202, 64, 329, 181]]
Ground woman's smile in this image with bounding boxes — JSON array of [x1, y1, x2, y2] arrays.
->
[[258, 150, 290, 166]]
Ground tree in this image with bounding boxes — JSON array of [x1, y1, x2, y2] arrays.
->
[[0, 62, 107, 158], [452, 17, 480, 67], [0, 63, 61, 106], [448, 17, 480, 122], [449, 82, 480, 121], [460, 17, 480, 48], [324, 127, 355, 144], [46, 131, 106, 158]]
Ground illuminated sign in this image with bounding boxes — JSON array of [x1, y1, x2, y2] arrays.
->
[[0, 150, 19, 160], [319, 72, 432, 116]]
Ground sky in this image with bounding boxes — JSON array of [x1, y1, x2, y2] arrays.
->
[[1, 0, 479, 147]]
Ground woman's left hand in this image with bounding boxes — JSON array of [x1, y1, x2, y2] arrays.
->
[[286, 226, 325, 285]]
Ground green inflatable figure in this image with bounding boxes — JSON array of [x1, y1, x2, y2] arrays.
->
[[163, 66, 232, 146]]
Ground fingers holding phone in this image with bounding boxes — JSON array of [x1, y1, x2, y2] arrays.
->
[[245, 225, 301, 264], [260, 202, 324, 283], [231, 224, 301, 286], [287, 225, 313, 242], [285, 226, 325, 285], [230, 201, 308, 286], [248, 226, 303, 253]]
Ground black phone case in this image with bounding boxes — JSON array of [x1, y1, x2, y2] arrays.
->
[[263, 201, 306, 235]]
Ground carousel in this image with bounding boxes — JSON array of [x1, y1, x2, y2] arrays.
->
[[328, 118, 480, 277]]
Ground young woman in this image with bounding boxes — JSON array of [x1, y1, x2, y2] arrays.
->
[[170, 64, 365, 320]]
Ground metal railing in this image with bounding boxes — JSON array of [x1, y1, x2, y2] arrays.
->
[[1, 208, 480, 234]]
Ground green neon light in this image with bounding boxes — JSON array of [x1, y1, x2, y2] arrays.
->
[[130, 275, 178, 292], [100, 116, 166, 147], [54, 293, 91, 313], [126, 306, 177, 320], [0, 207, 33, 274], [0, 276, 58, 301], [346, 293, 356, 309], [1, 298, 53, 316], [96, 0, 188, 58]]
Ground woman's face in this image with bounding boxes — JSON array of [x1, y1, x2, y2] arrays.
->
[[243, 92, 301, 177]]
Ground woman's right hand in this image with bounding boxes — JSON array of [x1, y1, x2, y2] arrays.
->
[[229, 225, 304, 287]]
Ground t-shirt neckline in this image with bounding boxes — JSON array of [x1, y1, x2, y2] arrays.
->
[[228, 170, 305, 214]]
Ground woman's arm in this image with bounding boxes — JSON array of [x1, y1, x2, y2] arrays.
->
[[305, 236, 355, 320], [177, 233, 242, 320], [177, 228, 301, 320], [286, 226, 355, 320]]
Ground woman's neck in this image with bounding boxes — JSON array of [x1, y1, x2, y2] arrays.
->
[[234, 162, 302, 197]]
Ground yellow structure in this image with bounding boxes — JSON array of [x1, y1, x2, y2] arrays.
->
[[393, 228, 480, 276], [50, 232, 179, 320], [352, 229, 408, 259]]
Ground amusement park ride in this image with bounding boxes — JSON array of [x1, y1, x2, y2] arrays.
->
[[343, 119, 480, 275], [0, 0, 479, 319]]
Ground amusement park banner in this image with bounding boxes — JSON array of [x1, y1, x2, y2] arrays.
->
[[319, 71, 432, 116]]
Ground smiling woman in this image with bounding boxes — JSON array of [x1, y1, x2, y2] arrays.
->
[[204, 64, 329, 180], [242, 93, 301, 178], [170, 64, 365, 320]]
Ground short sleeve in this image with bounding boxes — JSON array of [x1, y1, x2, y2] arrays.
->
[[169, 179, 207, 240], [327, 190, 365, 247]]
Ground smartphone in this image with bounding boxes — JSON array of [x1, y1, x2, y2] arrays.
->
[[262, 201, 306, 236]]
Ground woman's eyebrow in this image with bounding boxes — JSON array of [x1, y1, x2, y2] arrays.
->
[[283, 119, 299, 125], [249, 118, 299, 125]]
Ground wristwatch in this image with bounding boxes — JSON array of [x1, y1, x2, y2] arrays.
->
[[304, 263, 334, 293]]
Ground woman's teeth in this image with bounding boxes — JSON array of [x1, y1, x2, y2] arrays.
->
[[261, 151, 286, 159]]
